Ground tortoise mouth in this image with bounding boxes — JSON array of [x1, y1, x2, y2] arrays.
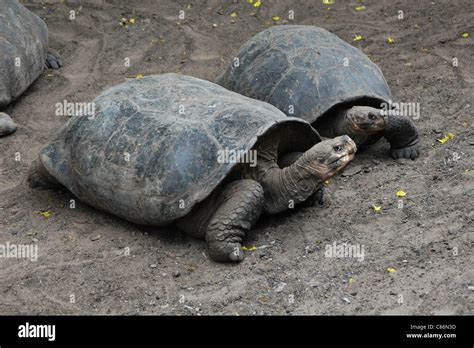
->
[[352, 120, 385, 133], [329, 151, 354, 167]]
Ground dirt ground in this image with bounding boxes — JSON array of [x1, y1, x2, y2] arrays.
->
[[0, 0, 473, 315]]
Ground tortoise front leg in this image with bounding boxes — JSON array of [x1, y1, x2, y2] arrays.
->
[[177, 179, 264, 262], [384, 114, 420, 160], [206, 180, 264, 262]]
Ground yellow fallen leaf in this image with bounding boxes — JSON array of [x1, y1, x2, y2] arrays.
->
[[373, 205, 382, 213], [128, 18, 135, 24], [387, 267, 397, 273], [242, 245, 257, 251], [136, 73, 144, 79], [230, 12, 237, 17], [396, 190, 407, 197], [353, 35, 364, 41], [253, 0, 262, 8], [40, 211, 51, 218], [272, 16, 280, 21], [437, 132, 454, 144], [324, 180, 331, 185], [386, 37, 395, 44], [355, 5, 365, 11], [247, 0, 253, 3], [461, 32, 469, 38], [323, 0, 335, 4], [258, 295, 269, 302], [349, 277, 355, 284]]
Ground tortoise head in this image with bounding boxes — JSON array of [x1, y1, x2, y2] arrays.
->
[[300, 135, 357, 180], [346, 106, 385, 134]]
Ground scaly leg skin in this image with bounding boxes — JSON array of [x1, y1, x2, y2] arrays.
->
[[45, 50, 63, 70], [27, 159, 62, 189], [384, 114, 420, 160], [278, 152, 324, 206], [177, 180, 264, 262]]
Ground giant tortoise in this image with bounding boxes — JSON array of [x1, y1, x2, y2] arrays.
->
[[0, 0, 62, 136], [218, 25, 419, 160], [28, 74, 356, 262]]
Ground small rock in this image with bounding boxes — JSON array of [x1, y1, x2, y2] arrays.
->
[[341, 165, 362, 177], [274, 282, 287, 293], [73, 217, 88, 224], [173, 271, 181, 278], [32, 238, 39, 243], [342, 297, 351, 304], [0, 112, 17, 137], [150, 264, 157, 268], [90, 235, 101, 241]]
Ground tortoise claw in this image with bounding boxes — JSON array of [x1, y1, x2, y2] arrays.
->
[[45, 52, 63, 70], [390, 144, 419, 160]]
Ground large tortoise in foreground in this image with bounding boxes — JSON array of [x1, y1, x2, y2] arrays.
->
[[0, 0, 62, 136], [28, 74, 356, 262], [218, 25, 420, 159]]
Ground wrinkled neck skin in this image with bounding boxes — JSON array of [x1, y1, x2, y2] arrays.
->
[[243, 138, 321, 214]]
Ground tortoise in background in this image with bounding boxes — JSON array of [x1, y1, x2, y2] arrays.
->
[[28, 74, 356, 262], [0, 0, 62, 136], [218, 25, 419, 160]]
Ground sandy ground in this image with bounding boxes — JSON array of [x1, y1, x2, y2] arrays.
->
[[0, 0, 473, 315]]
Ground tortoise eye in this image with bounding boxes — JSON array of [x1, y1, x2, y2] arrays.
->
[[368, 113, 377, 120], [333, 145, 343, 152]]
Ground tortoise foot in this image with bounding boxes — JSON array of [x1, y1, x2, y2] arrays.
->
[[390, 144, 420, 160], [45, 51, 63, 70], [0, 112, 17, 137]]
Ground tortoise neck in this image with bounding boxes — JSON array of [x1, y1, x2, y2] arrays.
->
[[249, 139, 320, 214]]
